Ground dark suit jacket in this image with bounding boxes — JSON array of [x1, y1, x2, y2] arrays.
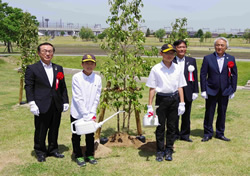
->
[[200, 52, 237, 96], [174, 56, 199, 102], [25, 61, 69, 113]]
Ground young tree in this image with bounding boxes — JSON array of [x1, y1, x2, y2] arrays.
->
[[16, 12, 39, 104], [0, 1, 23, 53], [195, 29, 204, 38], [219, 33, 227, 38], [100, 0, 152, 133], [72, 35, 77, 41], [146, 28, 150, 37], [60, 31, 65, 36], [155, 29, 166, 42], [166, 17, 188, 44], [243, 29, 250, 43], [204, 31, 212, 42], [79, 27, 94, 41]]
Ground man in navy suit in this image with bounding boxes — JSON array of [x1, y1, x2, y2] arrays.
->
[[200, 37, 237, 142], [25, 43, 69, 162], [173, 40, 199, 142]]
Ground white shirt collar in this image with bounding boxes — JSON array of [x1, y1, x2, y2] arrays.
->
[[215, 53, 225, 59], [40, 60, 52, 67], [82, 71, 94, 78], [176, 56, 185, 62], [160, 61, 175, 69]]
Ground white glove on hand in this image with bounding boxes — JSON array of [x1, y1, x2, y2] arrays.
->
[[178, 102, 185, 116], [201, 91, 208, 99], [147, 105, 154, 117], [29, 101, 40, 116], [229, 93, 235, 99], [192, 93, 198, 101], [85, 113, 96, 121], [63, 103, 69, 112]]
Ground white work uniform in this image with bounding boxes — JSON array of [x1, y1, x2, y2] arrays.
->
[[146, 61, 187, 93], [70, 71, 102, 120]]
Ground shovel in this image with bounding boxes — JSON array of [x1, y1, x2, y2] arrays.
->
[[71, 110, 125, 135]]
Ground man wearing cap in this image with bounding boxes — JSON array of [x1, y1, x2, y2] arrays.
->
[[70, 54, 102, 166], [173, 40, 199, 142], [146, 44, 187, 162], [25, 42, 69, 162]]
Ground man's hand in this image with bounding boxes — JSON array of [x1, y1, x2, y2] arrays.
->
[[85, 113, 96, 121], [29, 101, 40, 116], [147, 105, 154, 117], [178, 102, 185, 116], [192, 93, 198, 101], [201, 91, 208, 99], [63, 103, 69, 112], [229, 93, 235, 99]]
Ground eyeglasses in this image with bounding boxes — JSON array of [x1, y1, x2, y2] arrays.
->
[[41, 50, 54, 54]]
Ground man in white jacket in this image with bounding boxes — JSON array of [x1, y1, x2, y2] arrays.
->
[[70, 54, 102, 166]]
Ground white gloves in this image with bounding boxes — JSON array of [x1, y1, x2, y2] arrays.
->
[[147, 105, 154, 117], [84, 113, 96, 121], [201, 91, 208, 99], [192, 93, 198, 101], [229, 93, 235, 99], [29, 101, 40, 116], [178, 102, 185, 116], [63, 103, 69, 112]]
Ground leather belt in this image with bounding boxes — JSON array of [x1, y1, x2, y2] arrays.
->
[[157, 91, 178, 97]]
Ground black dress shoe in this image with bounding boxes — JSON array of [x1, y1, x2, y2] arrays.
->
[[50, 152, 64, 158], [180, 138, 193, 142], [215, 136, 230, 141], [201, 136, 212, 142], [37, 155, 46, 162]]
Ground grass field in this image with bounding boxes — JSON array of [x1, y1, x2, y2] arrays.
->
[[0, 56, 250, 176], [1, 36, 250, 59]]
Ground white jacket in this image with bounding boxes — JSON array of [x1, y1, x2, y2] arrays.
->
[[70, 71, 102, 120]]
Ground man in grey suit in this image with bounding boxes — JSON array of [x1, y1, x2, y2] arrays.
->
[[25, 42, 69, 162], [200, 37, 237, 142]]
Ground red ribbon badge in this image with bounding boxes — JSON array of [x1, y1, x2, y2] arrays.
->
[[56, 72, 64, 90], [227, 61, 234, 77], [148, 112, 154, 117]]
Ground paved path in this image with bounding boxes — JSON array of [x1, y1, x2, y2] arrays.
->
[[63, 68, 247, 90]]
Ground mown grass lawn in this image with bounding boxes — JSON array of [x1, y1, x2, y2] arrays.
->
[[0, 56, 249, 176]]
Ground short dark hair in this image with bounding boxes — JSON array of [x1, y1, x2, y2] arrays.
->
[[173, 40, 187, 47], [37, 42, 55, 53]]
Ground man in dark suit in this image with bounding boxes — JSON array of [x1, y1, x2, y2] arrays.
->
[[25, 42, 69, 162], [173, 40, 199, 142], [200, 37, 237, 142]]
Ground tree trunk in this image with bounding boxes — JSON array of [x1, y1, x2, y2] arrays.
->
[[95, 81, 111, 140], [7, 41, 11, 53], [134, 104, 142, 136], [19, 77, 23, 104], [95, 104, 107, 141], [117, 106, 120, 133], [127, 99, 132, 133]]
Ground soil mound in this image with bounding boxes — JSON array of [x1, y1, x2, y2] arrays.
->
[[104, 132, 143, 148]]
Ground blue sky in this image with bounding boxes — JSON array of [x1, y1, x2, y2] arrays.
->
[[3, 0, 250, 32]]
